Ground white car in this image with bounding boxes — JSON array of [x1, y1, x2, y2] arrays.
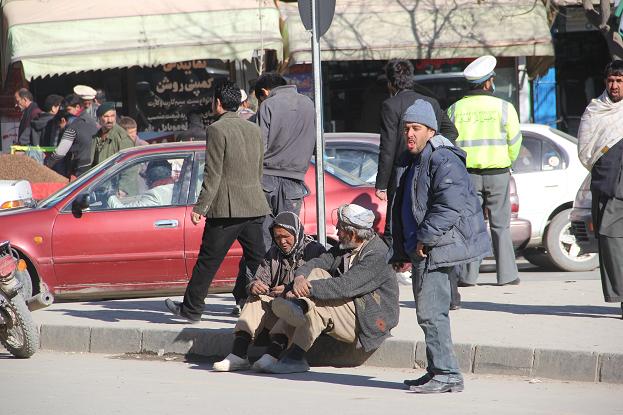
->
[[512, 124, 598, 271], [0, 180, 35, 210]]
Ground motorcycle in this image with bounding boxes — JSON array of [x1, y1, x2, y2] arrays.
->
[[0, 240, 53, 358]]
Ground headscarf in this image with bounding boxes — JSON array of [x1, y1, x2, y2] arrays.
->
[[270, 211, 306, 258]]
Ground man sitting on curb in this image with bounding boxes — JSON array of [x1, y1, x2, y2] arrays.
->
[[390, 100, 491, 393], [213, 211, 325, 372], [263, 203, 400, 374]]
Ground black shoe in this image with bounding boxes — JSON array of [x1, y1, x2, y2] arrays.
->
[[410, 378, 464, 394], [164, 299, 200, 324], [404, 373, 432, 388], [498, 278, 520, 286], [457, 281, 475, 287], [450, 304, 461, 311]]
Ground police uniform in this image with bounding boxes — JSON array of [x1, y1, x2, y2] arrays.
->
[[447, 56, 522, 285]]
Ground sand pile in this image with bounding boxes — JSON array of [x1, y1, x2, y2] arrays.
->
[[0, 154, 68, 183]]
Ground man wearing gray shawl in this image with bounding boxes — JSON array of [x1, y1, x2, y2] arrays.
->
[[577, 60, 623, 318], [213, 211, 325, 372]]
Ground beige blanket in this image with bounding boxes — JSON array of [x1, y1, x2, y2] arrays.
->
[[577, 91, 623, 170]]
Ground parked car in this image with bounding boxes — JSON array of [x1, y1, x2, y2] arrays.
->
[[0, 180, 35, 209], [323, 133, 531, 250], [569, 174, 598, 254], [0, 141, 385, 300], [511, 124, 598, 271]]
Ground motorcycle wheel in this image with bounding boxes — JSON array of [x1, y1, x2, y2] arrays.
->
[[0, 294, 39, 358]]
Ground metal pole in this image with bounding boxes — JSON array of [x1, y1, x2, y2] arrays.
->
[[311, 0, 326, 246]]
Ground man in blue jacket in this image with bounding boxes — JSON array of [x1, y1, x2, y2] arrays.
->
[[389, 100, 491, 393]]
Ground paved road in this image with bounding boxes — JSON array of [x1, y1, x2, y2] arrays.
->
[[1, 351, 621, 415]]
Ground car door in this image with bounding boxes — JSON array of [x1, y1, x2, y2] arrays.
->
[[183, 151, 240, 290], [512, 133, 568, 239], [51, 153, 192, 291]]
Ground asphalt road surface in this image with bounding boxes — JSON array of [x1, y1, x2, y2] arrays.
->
[[1, 351, 621, 415]]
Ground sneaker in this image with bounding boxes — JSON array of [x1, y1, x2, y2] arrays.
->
[[213, 353, 251, 372], [271, 297, 306, 327], [409, 378, 464, 394], [396, 271, 412, 286], [252, 353, 278, 372], [265, 356, 310, 374], [164, 298, 200, 324]]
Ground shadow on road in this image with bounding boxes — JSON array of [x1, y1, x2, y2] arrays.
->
[[187, 361, 408, 390], [46, 295, 238, 325], [459, 301, 620, 319]]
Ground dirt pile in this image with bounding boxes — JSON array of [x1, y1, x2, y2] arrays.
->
[[0, 154, 68, 183]]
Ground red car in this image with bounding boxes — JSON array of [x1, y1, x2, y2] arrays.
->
[[0, 139, 385, 300]]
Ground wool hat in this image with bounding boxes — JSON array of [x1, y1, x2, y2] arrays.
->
[[403, 99, 438, 131], [73, 85, 96, 100], [337, 203, 375, 229], [96, 102, 116, 118]]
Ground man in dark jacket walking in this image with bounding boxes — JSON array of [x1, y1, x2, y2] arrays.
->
[[390, 100, 490, 393], [254, 73, 316, 248], [262, 204, 400, 374], [375, 59, 458, 240], [15, 88, 42, 146], [165, 81, 271, 323]]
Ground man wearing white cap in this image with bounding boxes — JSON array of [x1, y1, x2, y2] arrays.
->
[[260, 203, 400, 374], [74, 85, 98, 121], [237, 88, 255, 120], [447, 55, 522, 287]]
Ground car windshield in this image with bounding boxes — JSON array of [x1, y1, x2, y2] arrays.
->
[[548, 127, 578, 145], [311, 157, 369, 187], [37, 158, 117, 208]]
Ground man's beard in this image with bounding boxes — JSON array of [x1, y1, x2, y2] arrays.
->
[[339, 237, 358, 250]]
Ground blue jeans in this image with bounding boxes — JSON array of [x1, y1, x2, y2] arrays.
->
[[411, 255, 463, 382]]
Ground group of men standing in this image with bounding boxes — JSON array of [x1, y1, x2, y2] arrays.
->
[[160, 55, 523, 393], [14, 85, 143, 179]]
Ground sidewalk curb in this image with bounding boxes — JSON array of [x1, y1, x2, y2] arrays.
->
[[37, 323, 623, 384]]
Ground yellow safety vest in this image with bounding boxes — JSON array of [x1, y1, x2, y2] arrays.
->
[[448, 94, 522, 169]]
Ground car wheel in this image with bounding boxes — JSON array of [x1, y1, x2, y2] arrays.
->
[[544, 209, 599, 272], [522, 248, 554, 269]]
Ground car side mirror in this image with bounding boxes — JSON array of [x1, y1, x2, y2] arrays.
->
[[71, 193, 90, 218]]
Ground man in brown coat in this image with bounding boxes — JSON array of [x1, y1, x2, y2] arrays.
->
[[165, 81, 271, 323]]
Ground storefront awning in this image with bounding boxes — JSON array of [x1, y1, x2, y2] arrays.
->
[[281, 0, 554, 64], [2, 0, 282, 81]]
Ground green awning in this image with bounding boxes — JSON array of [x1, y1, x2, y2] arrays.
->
[[2, 0, 283, 81], [280, 0, 554, 63]]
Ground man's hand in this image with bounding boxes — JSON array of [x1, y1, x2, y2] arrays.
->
[[250, 280, 270, 296], [191, 211, 202, 225], [292, 275, 311, 298], [269, 285, 285, 297], [392, 262, 411, 272], [416, 241, 428, 258], [285, 291, 297, 299], [375, 189, 387, 201]]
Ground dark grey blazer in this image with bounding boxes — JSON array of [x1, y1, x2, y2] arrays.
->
[[193, 112, 271, 218]]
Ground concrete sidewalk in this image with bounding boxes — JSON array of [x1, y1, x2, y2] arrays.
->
[[25, 274, 623, 384]]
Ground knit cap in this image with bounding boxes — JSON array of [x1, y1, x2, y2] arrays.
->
[[402, 99, 438, 131]]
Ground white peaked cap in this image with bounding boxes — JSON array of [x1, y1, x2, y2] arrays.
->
[[463, 55, 497, 84], [73, 85, 97, 99]]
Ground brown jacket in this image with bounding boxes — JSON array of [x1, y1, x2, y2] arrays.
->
[[193, 112, 270, 218]]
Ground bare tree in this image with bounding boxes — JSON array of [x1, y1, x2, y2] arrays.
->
[[582, 0, 623, 60]]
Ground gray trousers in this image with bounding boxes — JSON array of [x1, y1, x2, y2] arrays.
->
[[411, 255, 462, 381], [462, 172, 518, 285]]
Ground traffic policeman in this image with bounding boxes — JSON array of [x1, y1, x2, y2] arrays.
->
[[447, 55, 522, 286]]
